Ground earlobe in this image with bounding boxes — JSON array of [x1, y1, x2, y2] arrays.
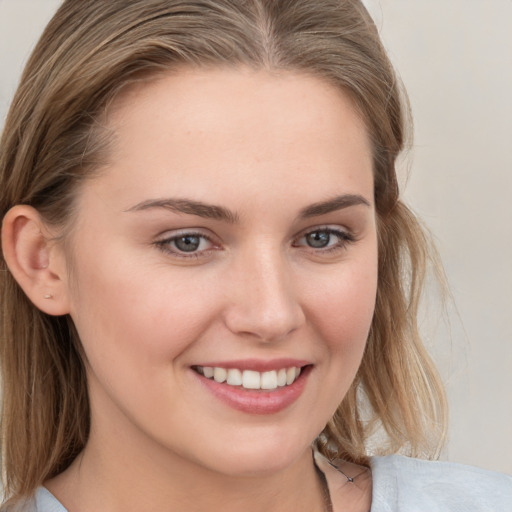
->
[[1, 205, 71, 316]]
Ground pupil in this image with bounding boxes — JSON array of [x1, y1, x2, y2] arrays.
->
[[175, 235, 200, 252], [306, 231, 330, 248]]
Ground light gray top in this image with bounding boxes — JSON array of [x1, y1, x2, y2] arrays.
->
[[29, 455, 512, 511], [369, 455, 512, 511]]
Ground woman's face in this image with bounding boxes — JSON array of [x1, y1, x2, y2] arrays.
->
[[63, 68, 378, 476]]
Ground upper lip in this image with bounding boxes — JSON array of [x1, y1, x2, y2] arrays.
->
[[192, 358, 311, 372]]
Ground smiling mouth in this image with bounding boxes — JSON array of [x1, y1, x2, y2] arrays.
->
[[193, 365, 305, 391]]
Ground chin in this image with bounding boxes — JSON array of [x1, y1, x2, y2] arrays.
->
[[187, 429, 317, 478]]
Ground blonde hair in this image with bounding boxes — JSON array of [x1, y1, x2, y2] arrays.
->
[[0, 0, 447, 505]]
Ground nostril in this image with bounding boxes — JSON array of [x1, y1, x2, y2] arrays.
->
[[221, 258, 305, 340], [223, 301, 305, 342]]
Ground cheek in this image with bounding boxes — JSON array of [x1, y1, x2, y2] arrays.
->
[[67, 260, 226, 426], [295, 249, 378, 419], [67, 250, 223, 372], [303, 254, 378, 357]]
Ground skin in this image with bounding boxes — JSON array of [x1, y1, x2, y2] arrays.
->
[[42, 68, 378, 511]]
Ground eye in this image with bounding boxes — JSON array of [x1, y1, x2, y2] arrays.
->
[[294, 227, 354, 252], [154, 231, 217, 258], [304, 231, 333, 249], [173, 234, 205, 252]]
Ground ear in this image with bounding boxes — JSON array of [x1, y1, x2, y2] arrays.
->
[[2, 205, 71, 316]]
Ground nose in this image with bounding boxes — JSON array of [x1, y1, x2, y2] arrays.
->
[[223, 247, 305, 342]]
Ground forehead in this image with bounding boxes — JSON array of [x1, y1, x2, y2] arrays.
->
[[88, 67, 373, 214], [109, 66, 369, 147]]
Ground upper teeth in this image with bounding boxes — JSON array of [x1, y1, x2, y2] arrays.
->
[[196, 366, 302, 390]]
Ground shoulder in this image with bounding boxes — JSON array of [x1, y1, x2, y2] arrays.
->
[[370, 454, 512, 512], [6, 488, 68, 512]]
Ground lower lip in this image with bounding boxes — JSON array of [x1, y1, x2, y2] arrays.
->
[[193, 366, 311, 415]]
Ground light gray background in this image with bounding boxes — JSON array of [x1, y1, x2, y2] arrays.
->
[[1, 0, 511, 474]]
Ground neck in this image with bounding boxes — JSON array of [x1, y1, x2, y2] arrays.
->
[[46, 421, 325, 512]]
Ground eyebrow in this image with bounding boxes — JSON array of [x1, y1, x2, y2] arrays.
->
[[299, 194, 371, 218], [125, 194, 370, 223], [125, 198, 239, 223]]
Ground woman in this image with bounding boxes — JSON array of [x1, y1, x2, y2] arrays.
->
[[0, 1, 510, 511]]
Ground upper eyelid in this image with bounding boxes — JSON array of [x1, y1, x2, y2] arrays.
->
[[153, 223, 355, 247], [155, 227, 215, 241], [291, 228, 355, 255], [154, 229, 217, 250], [154, 225, 352, 242], [294, 225, 352, 239]]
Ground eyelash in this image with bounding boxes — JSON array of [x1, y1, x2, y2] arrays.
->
[[154, 231, 218, 259], [293, 227, 356, 254], [154, 226, 355, 259]]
